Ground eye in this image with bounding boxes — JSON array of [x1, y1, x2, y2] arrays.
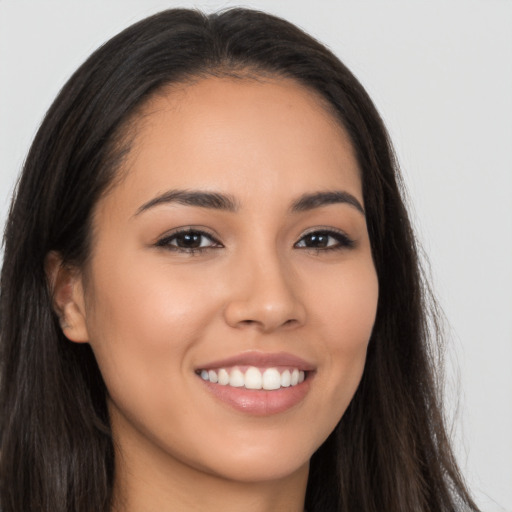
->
[[294, 229, 354, 251], [155, 229, 222, 254]]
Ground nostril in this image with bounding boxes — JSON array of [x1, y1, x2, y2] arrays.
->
[[223, 289, 306, 332]]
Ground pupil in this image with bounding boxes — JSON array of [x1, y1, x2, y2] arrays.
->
[[179, 233, 201, 248], [307, 233, 328, 247]]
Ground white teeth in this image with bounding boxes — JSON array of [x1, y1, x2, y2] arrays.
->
[[244, 366, 263, 389], [281, 369, 291, 387], [218, 368, 230, 385], [262, 368, 281, 390], [199, 366, 307, 390], [229, 368, 245, 387]]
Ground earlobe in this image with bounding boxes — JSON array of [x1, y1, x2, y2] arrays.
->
[[45, 251, 90, 343]]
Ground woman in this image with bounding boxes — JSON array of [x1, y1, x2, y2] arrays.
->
[[0, 8, 479, 512]]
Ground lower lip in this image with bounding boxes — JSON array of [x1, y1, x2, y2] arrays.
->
[[199, 377, 311, 416]]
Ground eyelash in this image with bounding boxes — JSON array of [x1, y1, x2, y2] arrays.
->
[[294, 229, 355, 252], [155, 228, 222, 254], [155, 228, 355, 255]]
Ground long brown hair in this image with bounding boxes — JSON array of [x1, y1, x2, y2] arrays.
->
[[0, 8, 479, 511]]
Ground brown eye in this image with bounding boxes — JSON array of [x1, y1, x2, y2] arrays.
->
[[299, 232, 331, 248], [173, 232, 205, 248], [295, 230, 354, 251], [156, 229, 222, 253]]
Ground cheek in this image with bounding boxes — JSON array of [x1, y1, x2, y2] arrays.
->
[[86, 249, 217, 341], [82, 254, 219, 406], [312, 258, 378, 349], [309, 260, 378, 405], [82, 264, 218, 458]]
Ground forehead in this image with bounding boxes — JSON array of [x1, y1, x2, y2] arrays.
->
[[102, 76, 362, 210]]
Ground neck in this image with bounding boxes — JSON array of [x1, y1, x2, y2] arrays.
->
[[113, 471, 308, 512]]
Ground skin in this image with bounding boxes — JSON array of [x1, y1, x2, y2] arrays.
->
[[53, 77, 379, 512]]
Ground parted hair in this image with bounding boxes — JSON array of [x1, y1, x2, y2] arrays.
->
[[0, 8, 479, 512]]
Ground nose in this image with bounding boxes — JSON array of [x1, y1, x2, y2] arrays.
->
[[223, 252, 306, 333]]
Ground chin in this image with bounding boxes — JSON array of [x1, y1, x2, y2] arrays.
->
[[202, 452, 311, 484]]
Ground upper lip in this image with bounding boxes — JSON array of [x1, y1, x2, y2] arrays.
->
[[196, 351, 316, 371]]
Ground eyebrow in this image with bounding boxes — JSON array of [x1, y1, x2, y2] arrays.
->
[[291, 191, 365, 216], [135, 188, 365, 217], [135, 189, 239, 215]]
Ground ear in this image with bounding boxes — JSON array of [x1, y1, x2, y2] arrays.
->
[[45, 251, 90, 343]]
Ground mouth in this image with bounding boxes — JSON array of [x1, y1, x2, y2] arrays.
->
[[196, 366, 307, 391], [194, 352, 314, 415]]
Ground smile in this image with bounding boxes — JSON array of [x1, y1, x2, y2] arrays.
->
[[198, 366, 306, 390]]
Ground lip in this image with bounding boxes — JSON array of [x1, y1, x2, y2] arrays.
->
[[195, 351, 316, 372], [195, 351, 315, 416]]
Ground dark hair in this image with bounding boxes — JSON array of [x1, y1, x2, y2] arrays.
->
[[0, 8, 479, 512]]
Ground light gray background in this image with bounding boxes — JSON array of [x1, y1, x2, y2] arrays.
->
[[1, 1, 511, 510]]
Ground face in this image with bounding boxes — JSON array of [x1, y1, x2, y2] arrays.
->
[[68, 77, 378, 485]]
